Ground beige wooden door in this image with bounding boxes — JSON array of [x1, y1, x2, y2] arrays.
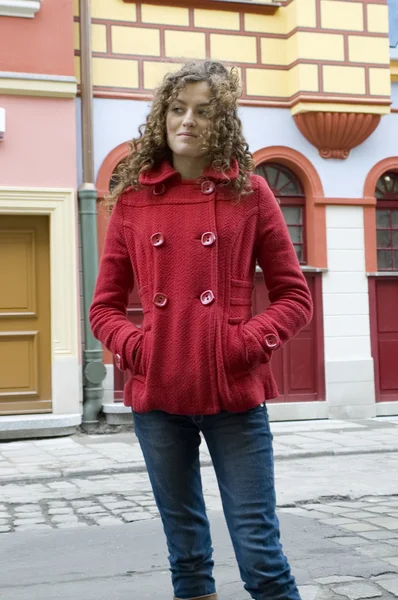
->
[[0, 215, 51, 414]]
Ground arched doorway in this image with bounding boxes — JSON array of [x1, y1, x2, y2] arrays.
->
[[369, 170, 398, 403], [253, 161, 325, 404]]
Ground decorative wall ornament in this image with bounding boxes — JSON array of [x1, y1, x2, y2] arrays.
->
[[294, 112, 381, 160]]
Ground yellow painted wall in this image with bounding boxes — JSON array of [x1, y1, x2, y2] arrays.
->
[[369, 68, 391, 96], [194, 8, 240, 31], [165, 30, 206, 59], [93, 57, 139, 88], [112, 26, 161, 56], [349, 36, 390, 65], [73, 0, 392, 112], [367, 4, 389, 34], [321, 1, 364, 32], [143, 61, 183, 90], [91, 0, 136, 21], [210, 33, 257, 63], [141, 4, 189, 26], [323, 65, 366, 95]]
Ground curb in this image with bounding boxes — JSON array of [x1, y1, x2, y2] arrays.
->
[[1, 445, 398, 486]]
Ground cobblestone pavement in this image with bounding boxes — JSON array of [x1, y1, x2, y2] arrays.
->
[[1, 419, 398, 598]]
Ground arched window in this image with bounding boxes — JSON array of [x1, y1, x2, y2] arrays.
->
[[375, 171, 398, 271], [255, 162, 306, 264]]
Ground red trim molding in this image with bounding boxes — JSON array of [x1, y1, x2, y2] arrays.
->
[[294, 112, 381, 160], [253, 146, 327, 269], [363, 157, 398, 198], [96, 141, 130, 198], [123, 0, 281, 14], [314, 197, 376, 206]]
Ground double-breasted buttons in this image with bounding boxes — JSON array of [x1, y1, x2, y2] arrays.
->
[[201, 181, 215, 195], [201, 232, 216, 247], [200, 290, 215, 306], [264, 333, 279, 349], [153, 183, 166, 196], [153, 293, 168, 308], [151, 232, 164, 247]]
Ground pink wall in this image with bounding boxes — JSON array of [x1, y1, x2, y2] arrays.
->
[[0, 1, 74, 76], [0, 96, 77, 188]]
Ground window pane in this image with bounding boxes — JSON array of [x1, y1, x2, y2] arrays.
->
[[394, 251, 398, 270], [376, 172, 398, 199], [376, 210, 390, 228], [282, 206, 302, 225], [378, 250, 393, 270], [281, 181, 302, 195], [392, 210, 398, 227], [294, 245, 303, 262], [265, 166, 278, 188], [393, 231, 398, 248], [377, 230, 391, 248], [276, 169, 290, 191], [288, 225, 303, 243]]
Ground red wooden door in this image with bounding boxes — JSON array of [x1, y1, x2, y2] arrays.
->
[[370, 278, 398, 402], [369, 171, 398, 402], [253, 271, 324, 403]]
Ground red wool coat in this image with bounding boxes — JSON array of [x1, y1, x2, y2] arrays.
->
[[89, 159, 313, 415]]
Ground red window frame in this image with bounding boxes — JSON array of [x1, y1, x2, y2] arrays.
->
[[375, 171, 398, 272], [255, 162, 307, 264]]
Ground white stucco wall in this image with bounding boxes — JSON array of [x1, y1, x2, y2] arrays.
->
[[81, 99, 398, 200], [323, 206, 376, 419]]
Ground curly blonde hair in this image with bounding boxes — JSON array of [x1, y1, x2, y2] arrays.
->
[[106, 61, 255, 209]]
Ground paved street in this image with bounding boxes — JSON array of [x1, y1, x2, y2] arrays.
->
[[1, 417, 398, 599]]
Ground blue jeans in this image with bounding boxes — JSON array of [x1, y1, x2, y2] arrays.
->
[[133, 405, 301, 600]]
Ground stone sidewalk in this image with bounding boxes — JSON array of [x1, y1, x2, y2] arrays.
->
[[1, 417, 398, 599], [0, 416, 397, 484]]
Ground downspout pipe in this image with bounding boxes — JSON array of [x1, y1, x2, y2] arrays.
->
[[79, 0, 106, 429]]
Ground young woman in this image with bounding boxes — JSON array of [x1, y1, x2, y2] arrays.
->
[[90, 60, 312, 600]]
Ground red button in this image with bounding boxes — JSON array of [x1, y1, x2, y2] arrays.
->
[[201, 181, 215, 195], [201, 232, 216, 246], [151, 232, 164, 247], [115, 353, 121, 367], [153, 183, 166, 196], [264, 334, 278, 349], [200, 290, 215, 305], [153, 293, 168, 308]]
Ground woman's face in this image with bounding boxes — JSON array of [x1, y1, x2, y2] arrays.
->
[[166, 81, 212, 162]]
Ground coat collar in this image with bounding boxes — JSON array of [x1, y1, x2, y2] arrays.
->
[[139, 159, 240, 186]]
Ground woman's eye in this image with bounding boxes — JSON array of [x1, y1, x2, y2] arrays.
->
[[198, 110, 209, 117], [172, 107, 183, 114]]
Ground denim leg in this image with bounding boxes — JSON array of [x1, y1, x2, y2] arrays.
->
[[202, 405, 301, 600], [133, 411, 216, 600]]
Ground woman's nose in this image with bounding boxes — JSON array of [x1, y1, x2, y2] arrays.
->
[[182, 111, 195, 128]]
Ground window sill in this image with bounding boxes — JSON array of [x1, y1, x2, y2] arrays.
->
[[367, 271, 398, 277], [123, 0, 281, 15], [0, 0, 41, 18], [256, 265, 327, 274]]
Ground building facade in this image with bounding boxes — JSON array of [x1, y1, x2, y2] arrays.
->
[[0, 1, 81, 437], [1, 0, 397, 436], [83, 0, 398, 422]]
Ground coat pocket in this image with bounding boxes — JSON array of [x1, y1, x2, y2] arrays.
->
[[134, 326, 152, 377], [226, 319, 252, 380]]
